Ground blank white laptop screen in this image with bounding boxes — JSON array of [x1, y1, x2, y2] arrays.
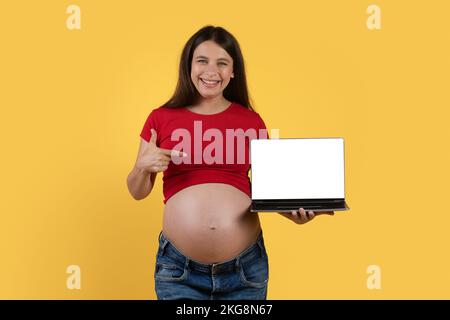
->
[[250, 138, 345, 200]]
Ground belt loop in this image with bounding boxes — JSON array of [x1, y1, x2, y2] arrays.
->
[[235, 256, 241, 272], [257, 238, 266, 258], [184, 257, 191, 271], [160, 236, 169, 256]]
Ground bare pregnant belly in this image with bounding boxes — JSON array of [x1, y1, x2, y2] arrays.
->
[[162, 183, 261, 264]]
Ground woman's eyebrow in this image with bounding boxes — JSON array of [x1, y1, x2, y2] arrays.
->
[[195, 55, 231, 62]]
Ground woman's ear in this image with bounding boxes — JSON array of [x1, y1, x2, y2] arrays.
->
[[231, 73, 234, 78]]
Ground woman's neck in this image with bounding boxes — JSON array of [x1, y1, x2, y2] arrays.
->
[[189, 97, 231, 114]]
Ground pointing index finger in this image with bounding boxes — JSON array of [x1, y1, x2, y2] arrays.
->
[[160, 148, 188, 158]]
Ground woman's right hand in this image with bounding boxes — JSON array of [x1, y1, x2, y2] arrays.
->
[[278, 208, 334, 225], [135, 129, 187, 173]]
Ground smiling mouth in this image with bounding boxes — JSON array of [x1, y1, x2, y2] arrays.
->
[[200, 78, 221, 86]]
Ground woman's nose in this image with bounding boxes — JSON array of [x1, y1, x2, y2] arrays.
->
[[203, 72, 219, 78], [204, 64, 219, 74]]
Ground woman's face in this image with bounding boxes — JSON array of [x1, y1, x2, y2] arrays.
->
[[190, 40, 234, 100]]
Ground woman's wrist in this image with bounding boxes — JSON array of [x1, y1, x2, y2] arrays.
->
[[134, 165, 151, 176]]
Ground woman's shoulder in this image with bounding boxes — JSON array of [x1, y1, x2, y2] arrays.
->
[[232, 102, 262, 117], [232, 102, 266, 124], [230, 102, 267, 131], [147, 104, 186, 118]]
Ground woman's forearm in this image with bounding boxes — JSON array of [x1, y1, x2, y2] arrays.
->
[[126, 166, 154, 200]]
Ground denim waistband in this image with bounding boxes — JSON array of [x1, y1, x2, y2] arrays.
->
[[158, 231, 266, 275]]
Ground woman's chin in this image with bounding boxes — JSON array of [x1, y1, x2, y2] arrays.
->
[[199, 91, 222, 99]]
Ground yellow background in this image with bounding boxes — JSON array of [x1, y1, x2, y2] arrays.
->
[[1, 0, 449, 299]]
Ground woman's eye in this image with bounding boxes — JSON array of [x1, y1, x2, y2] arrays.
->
[[197, 60, 227, 66]]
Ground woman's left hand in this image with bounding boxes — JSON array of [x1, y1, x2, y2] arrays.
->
[[278, 207, 335, 224]]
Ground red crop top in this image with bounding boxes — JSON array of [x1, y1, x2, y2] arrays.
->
[[139, 101, 268, 204]]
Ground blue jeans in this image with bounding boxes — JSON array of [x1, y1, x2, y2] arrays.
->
[[154, 231, 269, 300]]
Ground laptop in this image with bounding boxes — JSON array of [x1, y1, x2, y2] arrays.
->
[[250, 138, 350, 212]]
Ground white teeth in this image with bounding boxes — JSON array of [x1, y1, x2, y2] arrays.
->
[[201, 78, 220, 84]]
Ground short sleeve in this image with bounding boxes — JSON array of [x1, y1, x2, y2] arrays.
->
[[139, 109, 158, 143], [256, 113, 269, 139]]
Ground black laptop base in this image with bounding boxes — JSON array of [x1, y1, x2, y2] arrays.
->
[[251, 198, 349, 212]]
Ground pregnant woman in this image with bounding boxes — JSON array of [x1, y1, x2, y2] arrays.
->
[[127, 25, 333, 300]]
